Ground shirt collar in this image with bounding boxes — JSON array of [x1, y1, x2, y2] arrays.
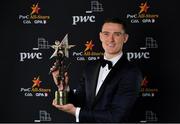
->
[[104, 52, 123, 66]]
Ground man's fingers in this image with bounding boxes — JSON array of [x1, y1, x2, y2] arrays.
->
[[64, 72, 68, 76], [52, 100, 63, 109], [52, 99, 56, 106], [50, 65, 57, 72], [54, 62, 58, 66], [52, 101, 75, 115]]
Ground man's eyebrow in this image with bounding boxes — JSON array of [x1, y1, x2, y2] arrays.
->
[[102, 31, 124, 34], [101, 31, 109, 33], [114, 32, 122, 33], [114, 31, 125, 34]]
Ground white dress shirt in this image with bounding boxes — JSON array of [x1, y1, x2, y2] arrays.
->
[[95, 52, 123, 95], [75, 52, 123, 122]]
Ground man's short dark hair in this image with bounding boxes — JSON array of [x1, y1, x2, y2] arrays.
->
[[102, 17, 127, 33]]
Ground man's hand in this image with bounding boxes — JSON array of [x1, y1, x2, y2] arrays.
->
[[52, 100, 76, 116], [50, 62, 69, 90]]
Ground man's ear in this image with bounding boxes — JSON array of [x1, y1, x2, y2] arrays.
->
[[123, 34, 129, 43], [99, 32, 102, 42]]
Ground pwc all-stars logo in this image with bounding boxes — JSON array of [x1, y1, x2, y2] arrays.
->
[[140, 76, 158, 97], [18, 3, 50, 25], [126, 1, 159, 24], [32, 76, 42, 88], [31, 3, 41, 15], [84, 40, 94, 52], [20, 76, 51, 97], [72, 40, 103, 61], [139, 2, 149, 14]]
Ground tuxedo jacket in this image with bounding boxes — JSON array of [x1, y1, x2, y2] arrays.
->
[[70, 54, 142, 122]]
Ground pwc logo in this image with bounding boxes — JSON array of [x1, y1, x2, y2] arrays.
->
[[126, 37, 158, 61], [72, 1, 103, 25], [19, 37, 51, 62], [19, 52, 43, 62]]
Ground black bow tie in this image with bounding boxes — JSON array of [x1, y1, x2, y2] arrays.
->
[[100, 58, 113, 69]]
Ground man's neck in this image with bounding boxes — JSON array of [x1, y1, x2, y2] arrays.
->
[[104, 51, 122, 59]]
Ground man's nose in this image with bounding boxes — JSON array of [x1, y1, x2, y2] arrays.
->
[[108, 34, 114, 42]]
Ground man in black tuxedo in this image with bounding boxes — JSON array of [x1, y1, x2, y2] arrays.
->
[[52, 17, 142, 122]]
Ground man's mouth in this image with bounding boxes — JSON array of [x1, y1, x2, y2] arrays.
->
[[107, 43, 115, 48]]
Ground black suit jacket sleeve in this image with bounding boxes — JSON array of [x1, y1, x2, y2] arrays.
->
[[79, 67, 142, 122], [68, 72, 86, 107]]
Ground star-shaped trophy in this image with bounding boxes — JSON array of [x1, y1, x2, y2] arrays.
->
[[49, 34, 75, 105]]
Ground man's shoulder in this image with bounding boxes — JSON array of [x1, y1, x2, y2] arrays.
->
[[83, 60, 100, 72], [115, 55, 142, 75], [85, 59, 100, 66]]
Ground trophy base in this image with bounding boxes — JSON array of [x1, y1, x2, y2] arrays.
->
[[55, 90, 69, 105]]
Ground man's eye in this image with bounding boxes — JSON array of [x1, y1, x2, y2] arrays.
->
[[102, 33, 109, 36], [114, 33, 122, 36]]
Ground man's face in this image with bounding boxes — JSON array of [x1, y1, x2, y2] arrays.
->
[[99, 22, 128, 57]]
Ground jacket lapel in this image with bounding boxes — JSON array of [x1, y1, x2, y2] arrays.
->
[[92, 55, 127, 107], [86, 61, 101, 106]]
